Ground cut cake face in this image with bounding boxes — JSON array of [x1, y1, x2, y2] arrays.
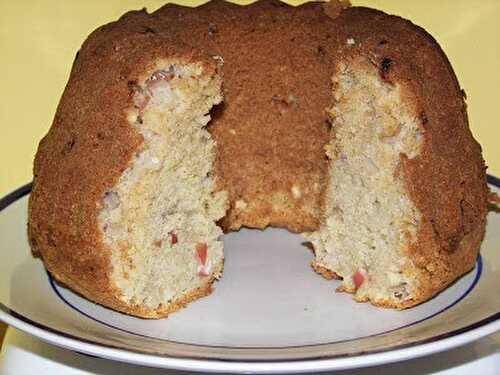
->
[[308, 59, 424, 308], [97, 60, 227, 317]]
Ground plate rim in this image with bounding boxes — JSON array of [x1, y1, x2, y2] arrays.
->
[[0, 177, 499, 373], [47, 256, 483, 349], [1, 306, 499, 373]]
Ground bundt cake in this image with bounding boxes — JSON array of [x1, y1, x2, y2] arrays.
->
[[28, 0, 488, 318]]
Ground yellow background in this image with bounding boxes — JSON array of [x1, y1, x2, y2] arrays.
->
[[1, 0, 499, 197]]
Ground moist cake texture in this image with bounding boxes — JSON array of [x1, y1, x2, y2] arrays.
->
[[28, 1, 488, 317]]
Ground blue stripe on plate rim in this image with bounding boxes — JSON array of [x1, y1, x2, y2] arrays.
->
[[46, 257, 483, 349], [0, 177, 498, 361]]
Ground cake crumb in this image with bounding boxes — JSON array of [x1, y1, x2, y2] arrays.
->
[[235, 199, 247, 210], [212, 55, 224, 65], [347, 38, 355, 46], [292, 185, 301, 198], [287, 94, 298, 106]]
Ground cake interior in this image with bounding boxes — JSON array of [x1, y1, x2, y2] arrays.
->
[[98, 56, 428, 313], [308, 59, 425, 307], [98, 61, 227, 313]]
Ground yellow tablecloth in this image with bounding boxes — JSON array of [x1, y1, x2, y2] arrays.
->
[[1, 0, 499, 197]]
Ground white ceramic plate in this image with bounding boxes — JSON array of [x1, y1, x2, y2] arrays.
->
[[0, 178, 499, 373]]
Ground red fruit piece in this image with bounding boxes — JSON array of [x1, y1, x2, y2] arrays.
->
[[489, 191, 500, 205], [197, 267, 210, 277], [149, 69, 175, 82], [353, 269, 366, 290], [195, 243, 207, 265], [169, 232, 177, 245]]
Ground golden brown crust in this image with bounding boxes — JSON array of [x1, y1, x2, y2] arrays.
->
[[28, 10, 222, 317], [311, 261, 342, 280], [327, 7, 488, 308], [50, 261, 223, 319]]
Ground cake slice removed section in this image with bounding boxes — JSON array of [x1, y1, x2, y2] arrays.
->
[[308, 58, 425, 308], [97, 60, 227, 318]]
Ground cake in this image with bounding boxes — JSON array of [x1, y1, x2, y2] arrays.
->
[[28, 0, 489, 318]]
